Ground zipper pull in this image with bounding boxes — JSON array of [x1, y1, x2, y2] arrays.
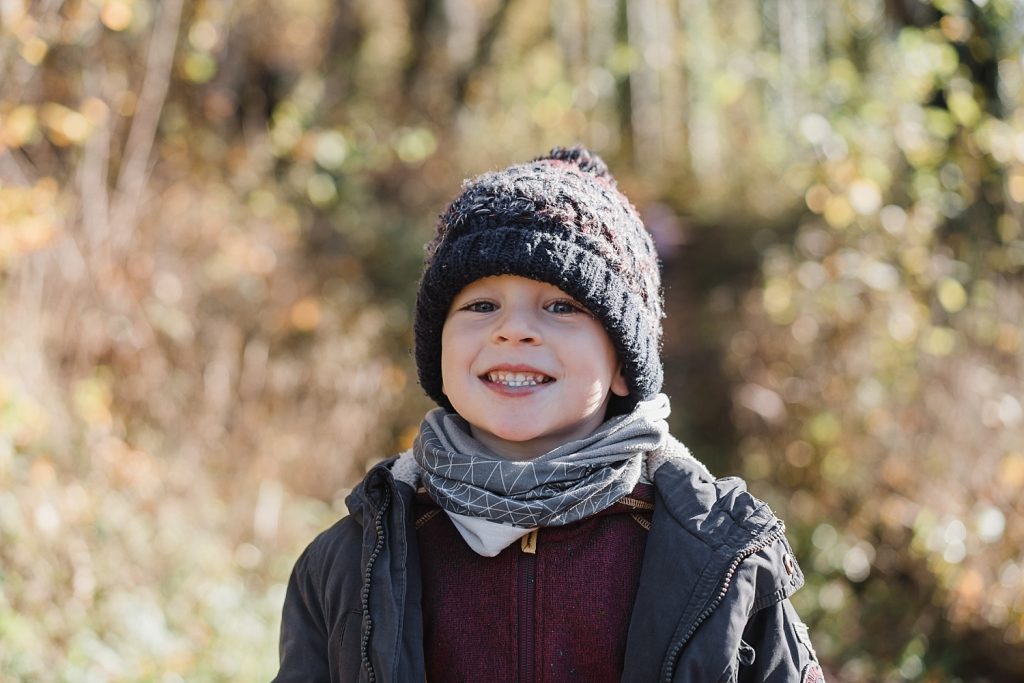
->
[[520, 529, 538, 554]]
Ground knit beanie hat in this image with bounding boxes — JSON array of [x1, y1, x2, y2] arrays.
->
[[414, 145, 664, 413]]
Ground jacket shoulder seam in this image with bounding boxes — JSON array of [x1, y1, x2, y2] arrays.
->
[[750, 585, 792, 613]]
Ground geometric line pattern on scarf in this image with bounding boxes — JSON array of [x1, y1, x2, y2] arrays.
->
[[414, 394, 671, 528]]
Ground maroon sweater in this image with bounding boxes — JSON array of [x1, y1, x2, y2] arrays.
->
[[414, 484, 654, 682]]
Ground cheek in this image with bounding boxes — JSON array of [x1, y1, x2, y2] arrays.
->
[[439, 329, 453, 392], [439, 348, 454, 391], [439, 327, 469, 387]]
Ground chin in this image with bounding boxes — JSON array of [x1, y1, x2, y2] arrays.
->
[[487, 424, 544, 443]]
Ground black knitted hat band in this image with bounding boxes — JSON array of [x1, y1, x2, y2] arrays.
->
[[414, 146, 664, 412]]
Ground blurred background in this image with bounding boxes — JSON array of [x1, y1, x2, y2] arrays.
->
[[1, 0, 1023, 680]]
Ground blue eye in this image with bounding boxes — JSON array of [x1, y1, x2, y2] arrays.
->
[[464, 301, 496, 313], [547, 299, 581, 314]]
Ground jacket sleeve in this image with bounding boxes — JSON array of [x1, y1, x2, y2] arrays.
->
[[738, 597, 824, 683], [272, 545, 331, 683]]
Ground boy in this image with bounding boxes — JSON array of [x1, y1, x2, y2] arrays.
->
[[273, 146, 824, 682]]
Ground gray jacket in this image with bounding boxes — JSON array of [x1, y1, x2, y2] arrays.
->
[[273, 455, 823, 682]]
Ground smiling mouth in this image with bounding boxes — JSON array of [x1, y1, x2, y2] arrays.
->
[[484, 370, 554, 388]]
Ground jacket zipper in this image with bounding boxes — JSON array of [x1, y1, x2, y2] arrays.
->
[[518, 529, 538, 682], [360, 484, 392, 683], [661, 523, 787, 682]]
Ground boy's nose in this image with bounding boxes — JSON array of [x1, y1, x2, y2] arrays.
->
[[492, 307, 540, 344]]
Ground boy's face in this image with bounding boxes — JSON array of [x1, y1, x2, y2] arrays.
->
[[441, 275, 629, 461]]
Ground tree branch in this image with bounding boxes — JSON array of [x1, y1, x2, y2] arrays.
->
[[454, 0, 516, 106], [109, 0, 184, 252]]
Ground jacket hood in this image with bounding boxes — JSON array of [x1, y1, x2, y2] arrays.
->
[[344, 457, 402, 528], [652, 456, 779, 551]]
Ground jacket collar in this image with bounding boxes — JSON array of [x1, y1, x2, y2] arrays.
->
[[344, 457, 401, 525]]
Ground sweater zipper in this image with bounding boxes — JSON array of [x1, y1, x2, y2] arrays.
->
[[661, 522, 787, 683], [518, 529, 539, 683]]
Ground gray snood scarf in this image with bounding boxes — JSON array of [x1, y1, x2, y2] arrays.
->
[[413, 394, 671, 529]]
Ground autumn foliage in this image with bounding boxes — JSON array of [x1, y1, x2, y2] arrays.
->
[[2, 0, 1022, 680]]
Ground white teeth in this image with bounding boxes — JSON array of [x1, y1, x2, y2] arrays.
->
[[486, 371, 551, 387]]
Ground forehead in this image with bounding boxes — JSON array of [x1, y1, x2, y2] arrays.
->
[[453, 275, 574, 299]]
